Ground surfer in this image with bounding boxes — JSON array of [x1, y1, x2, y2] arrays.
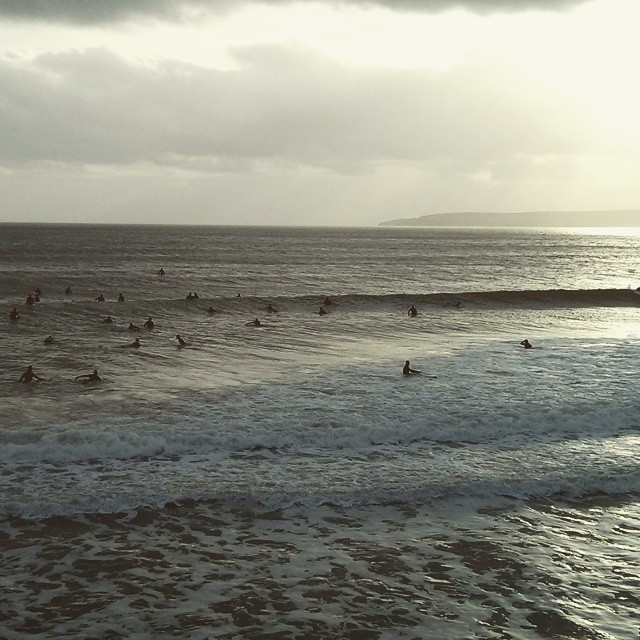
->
[[246, 318, 262, 327], [118, 293, 125, 303], [34, 287, 42, 296], [186, 292, 194, 301], [43, 336, 54, 345], [18, 365, 44, 383], [103, 315, 114, 324], [520, 339, 533, 349], [176, 334, 187, 348], [144, 317, 155, 329], [26, 294, 34, 305], [65, 286, 72, 295], [324, 297, 333, 306], [403, 360, 421, 375], [10, 307, 20, 322], [408, 305, 418, 317], [126, 338, 141, 348], [158, 268, 165, 276], [207, 307, 219, 315], [265, 304, 277, 313], [318, 307, 327, 316], [75, 369, 101, 382], [128, 322, 140, 332], [95, 294, 105, 302]]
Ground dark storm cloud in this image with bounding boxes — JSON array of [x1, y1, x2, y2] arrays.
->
[[0, 0, 592, 25], [0, 45, 598, 173]]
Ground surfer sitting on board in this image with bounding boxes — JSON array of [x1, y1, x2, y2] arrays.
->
[[403, 360, 421, 375], [75, 369, 101, 382], [408, 305, 418, 317], [18, 365, 44, 383], [520, 339, 533, 349], [176, 334, 188, 348], [246, 318, 262, 327], [10, 307, 20, 321]]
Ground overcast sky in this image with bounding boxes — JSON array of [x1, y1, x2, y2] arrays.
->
[[1, 0, 639, 226]]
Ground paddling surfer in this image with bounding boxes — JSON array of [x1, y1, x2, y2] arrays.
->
[[75, 369, 101, 382]]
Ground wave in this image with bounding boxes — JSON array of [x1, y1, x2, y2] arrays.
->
[[110, 286, 639, 326], [7, 287, 637, 317], [303, 288, 640, 310], [2, 395, 639, 465], [80, 287, 640, 311], [2, 446, 639, 519]]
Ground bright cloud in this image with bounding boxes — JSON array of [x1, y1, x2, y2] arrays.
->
[[0, 0, 639, 225]]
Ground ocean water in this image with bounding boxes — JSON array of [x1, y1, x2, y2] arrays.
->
[[1, 224, 639, 639]]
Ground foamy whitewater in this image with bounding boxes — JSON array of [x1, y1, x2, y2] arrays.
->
[[1, 224, 639, 639]]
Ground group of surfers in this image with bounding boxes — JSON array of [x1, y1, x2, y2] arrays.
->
[[10, 286, 340, 384], [10, 283, 535, 383]]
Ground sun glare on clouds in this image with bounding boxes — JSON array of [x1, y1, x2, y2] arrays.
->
[[2, 0, 640, 224]]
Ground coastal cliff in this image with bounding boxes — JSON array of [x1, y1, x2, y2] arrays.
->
[[379, 210, 640, 227]]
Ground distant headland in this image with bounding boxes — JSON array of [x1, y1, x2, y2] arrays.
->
[[379, 210, 640, 227]]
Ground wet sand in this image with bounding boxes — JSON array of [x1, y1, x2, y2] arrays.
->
[[2, 494, 638, 639]]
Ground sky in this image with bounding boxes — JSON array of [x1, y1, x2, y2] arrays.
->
[[1, 0, 640, 226]]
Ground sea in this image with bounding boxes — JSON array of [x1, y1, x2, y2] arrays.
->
[[1, 224, 639, 640]]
